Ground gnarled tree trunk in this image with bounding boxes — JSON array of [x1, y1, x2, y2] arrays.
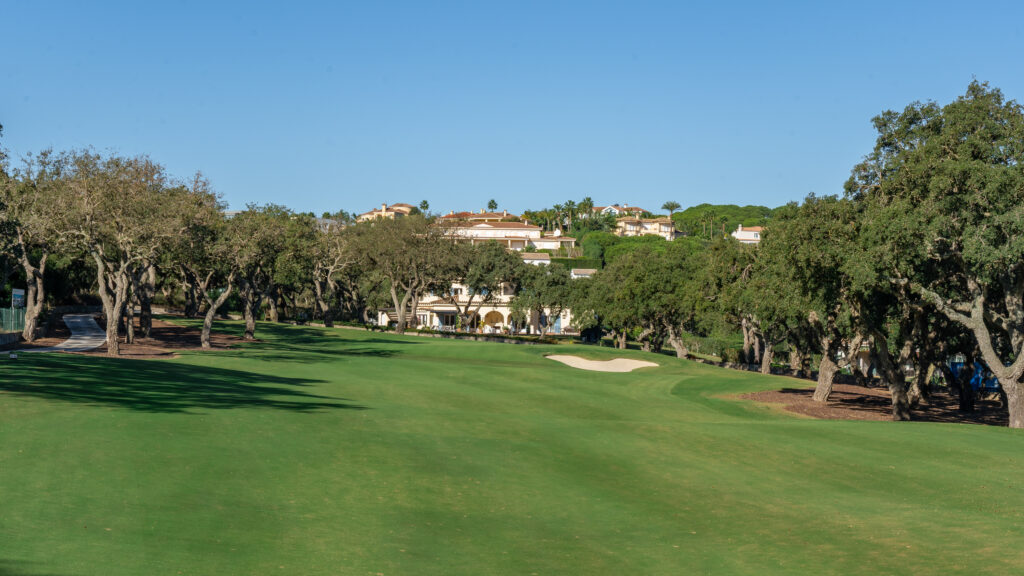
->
[[135, 264, 156, 338], [19, 250, 47, 342], [760, 345, 774, 375], [812, 354, 840, 402], [666, 325, 689, 359], [202, 274, 235, 349]]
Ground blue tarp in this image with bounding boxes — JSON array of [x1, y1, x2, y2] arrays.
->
[[949, 361, 1002, 392]]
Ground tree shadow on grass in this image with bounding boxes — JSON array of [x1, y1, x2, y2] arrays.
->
[[205, 323, 421, 363], [0, 354, 366, 414]]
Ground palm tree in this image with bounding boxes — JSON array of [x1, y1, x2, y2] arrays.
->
[[564, 200, 577, 228], [662, 201, 680, 215], [579, 196, 595, 219], [551, 203, 564, 231]]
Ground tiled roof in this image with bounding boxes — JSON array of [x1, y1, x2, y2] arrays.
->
[[520, 253, 551, 260], [462, 222, 540, 230], [439, 211, 517, 220]]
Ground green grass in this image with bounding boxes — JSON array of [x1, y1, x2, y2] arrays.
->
[[1, 321, 1022, 575]]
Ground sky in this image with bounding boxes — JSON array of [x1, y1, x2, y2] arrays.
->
[[2, 0, 1023, 216]]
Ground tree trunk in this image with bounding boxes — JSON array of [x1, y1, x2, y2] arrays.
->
[[741, 318, 753, 364], [19, 250, 47, 342], [1004, 382, 1024, 429], [409, 293, 422, 331], [313, 278, 333, 327], [124, 301, 135, 344], [789, 348, 807, 377], [666, 326, 689, 358], [871, 333, 912, 421], [389, 285, 412, 334], [890, 382, 912, 421], [943, 361, 976, 412], [908, 364, 934, 407], [182, 273, 200, 318], [202, 277, 234, 349], [136, 264, 156, 338], [812, 354, 839, 402], [617, 332, 627, 349], [244, 298, 258, 340], [267, 290, 279, 323], [238, 280, 259, 340], [760, 345, 774, 375]]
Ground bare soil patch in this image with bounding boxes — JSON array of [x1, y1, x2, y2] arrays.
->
[[11, 314, 240, 359], [743, 383, 1008, 426]]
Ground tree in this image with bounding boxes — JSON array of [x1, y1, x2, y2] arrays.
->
[[419, 199, 430, 213], [763, 196, 866, 406], [311, 219, 356, 328], [165, 174, 236, 348], [579, 197, 595, 219], [226, 205, 295, 339], [511, 263, 571, 337], [848, 81, 1024, 427], [56, 150, 177, 356], [661, 201, 681, 215], [442, 241, 524, 329], [487, 199, 498, 212], [0, 150, 62, 341], [351, 215, 452, 333]]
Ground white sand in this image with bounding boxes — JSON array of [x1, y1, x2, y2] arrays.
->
[[546, 354, 658, 373]]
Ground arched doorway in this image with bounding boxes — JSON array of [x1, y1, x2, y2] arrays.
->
[[483, 310, 504, 328]]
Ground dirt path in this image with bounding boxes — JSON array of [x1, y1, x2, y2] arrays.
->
[[20, 314, 106, 353], [743, 383, 1008, 426], [15, 315, 240, 358]]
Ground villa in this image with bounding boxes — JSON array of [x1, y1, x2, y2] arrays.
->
[[614, 216, 677, 241], [444, 221, 576, 252], [377, 254, 575, 334], [731, 224, 763, 244], [594, 204, 646, 217], [438, 209, 519, 223], [357, 203, 416, 222]]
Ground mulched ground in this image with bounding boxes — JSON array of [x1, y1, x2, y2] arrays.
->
[[743, 382, 1008, 426], [9, 314, 241, 359]]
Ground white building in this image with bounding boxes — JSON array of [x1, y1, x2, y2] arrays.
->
[[731, 225, 763, 245], [377, 254, 574, 334], [444, 222, 576, 252], [614, 217, 677, 241]]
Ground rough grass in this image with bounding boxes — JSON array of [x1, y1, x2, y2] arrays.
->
[[1, 321, 1022, 575]]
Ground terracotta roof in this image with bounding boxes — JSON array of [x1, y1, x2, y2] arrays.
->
[[462, 222, 540, 230], [572, 268, 597, 274], [743, 226, 764, 232], [520, 253, 551, 260], [439, 210, 518, 220], [390, 203, 415, 208], [616, 216, 672, 224]]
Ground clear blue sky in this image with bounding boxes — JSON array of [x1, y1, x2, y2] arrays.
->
[[3, 1, 1023, 216]]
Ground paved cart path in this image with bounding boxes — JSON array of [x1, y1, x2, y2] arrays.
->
[[22, 314, 106, 353]]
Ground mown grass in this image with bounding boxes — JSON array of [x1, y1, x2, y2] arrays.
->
[[0, 321, 1021, 575]]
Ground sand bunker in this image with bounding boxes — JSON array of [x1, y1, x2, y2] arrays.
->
[[546, 355, 658, 373]]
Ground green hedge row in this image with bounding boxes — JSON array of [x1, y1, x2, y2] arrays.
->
[[550, 257, 602, 270]]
